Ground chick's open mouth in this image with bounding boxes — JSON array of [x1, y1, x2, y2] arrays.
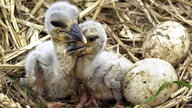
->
[[64, 41, 87, 56]]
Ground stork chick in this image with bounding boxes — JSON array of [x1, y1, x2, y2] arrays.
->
[[69, 20, 133, 108], [20, 1, 87, 108]]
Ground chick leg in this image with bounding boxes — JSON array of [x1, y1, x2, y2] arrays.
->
[[85, 96, 99, 107], [38, 95, 63, 108], [76, 89, 88, 108], [112, 88, 123, 108], [35, 61, 64, 108]]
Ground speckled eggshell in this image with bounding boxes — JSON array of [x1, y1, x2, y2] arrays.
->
[[142, 21, 190, 66], [123, 58, 178, 106]]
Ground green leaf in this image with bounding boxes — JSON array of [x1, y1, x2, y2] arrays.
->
[[126, 106, 133, 108], [82, 0, 86, 8], [6, 74, 17, 80], [173, 81, 192, 88], [125, 101, 133, 108], [39, 100, 45, 108], [111, 0, 122, 22], [138, 81, 192, 108]]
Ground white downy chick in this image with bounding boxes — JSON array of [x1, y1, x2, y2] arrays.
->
[[74, 20, 133, 108], [20, 1, 87, 107]]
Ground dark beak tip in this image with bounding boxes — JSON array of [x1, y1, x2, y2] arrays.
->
[[68, 24, 87, 43]]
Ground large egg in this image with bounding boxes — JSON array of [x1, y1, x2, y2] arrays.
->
[[123, 58, 178, 106], [142, 21, 190, 66]]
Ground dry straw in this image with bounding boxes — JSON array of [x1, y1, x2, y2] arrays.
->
[[0, 0, 192, 107], [0, 93, 22, 108]]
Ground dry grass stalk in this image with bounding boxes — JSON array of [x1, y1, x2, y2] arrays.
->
[[30, 0, 46, 15], [92, 0, 106, 20], [0, 93, 22, 108], [4, 35, 50, 62], [0, 64, 24, 70], [16, 18, 45, 31], [79, 0, 101, 19], [104, 24, 139, 62]]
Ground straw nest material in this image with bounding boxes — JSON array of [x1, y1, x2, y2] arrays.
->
[[0, 0, 192, 107]]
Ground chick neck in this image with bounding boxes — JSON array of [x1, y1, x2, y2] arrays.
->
[[51, 37, 78, 76], [52, 38, 68, 59], [81, 44, 103, 60], [74, 44, 103, 80]]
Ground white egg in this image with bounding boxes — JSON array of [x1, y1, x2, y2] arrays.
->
[[142, 21, 190, 66], [123, 58, 178, 106]]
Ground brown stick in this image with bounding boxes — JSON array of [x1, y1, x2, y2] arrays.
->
[[104, 24, 139, 62]]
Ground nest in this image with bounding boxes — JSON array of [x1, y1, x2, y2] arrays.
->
[[0, 0, 192, 107]]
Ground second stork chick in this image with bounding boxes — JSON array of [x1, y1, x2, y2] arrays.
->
[[70, 20, 133, 108]]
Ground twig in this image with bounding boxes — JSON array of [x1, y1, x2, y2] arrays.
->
[[92, 0, 106, 20], [5, 35, 50, 62], [16, 18, 45, 31], [79, 0, 101, 19], [0, 64, 24, 70], [31, 0, 46, 15], [104, 24, 139, 62]]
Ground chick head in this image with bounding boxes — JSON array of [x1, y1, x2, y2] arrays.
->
[[45, 1, 87, 43], [65, 20, 107, 56]]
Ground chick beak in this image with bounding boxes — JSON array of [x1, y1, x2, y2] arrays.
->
[[64, 44, 85, 56], [66, 23, 87, 44]]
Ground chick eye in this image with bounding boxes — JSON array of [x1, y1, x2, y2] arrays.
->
[[51, 21, 66, 28], [87, 36, 99, 42]]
